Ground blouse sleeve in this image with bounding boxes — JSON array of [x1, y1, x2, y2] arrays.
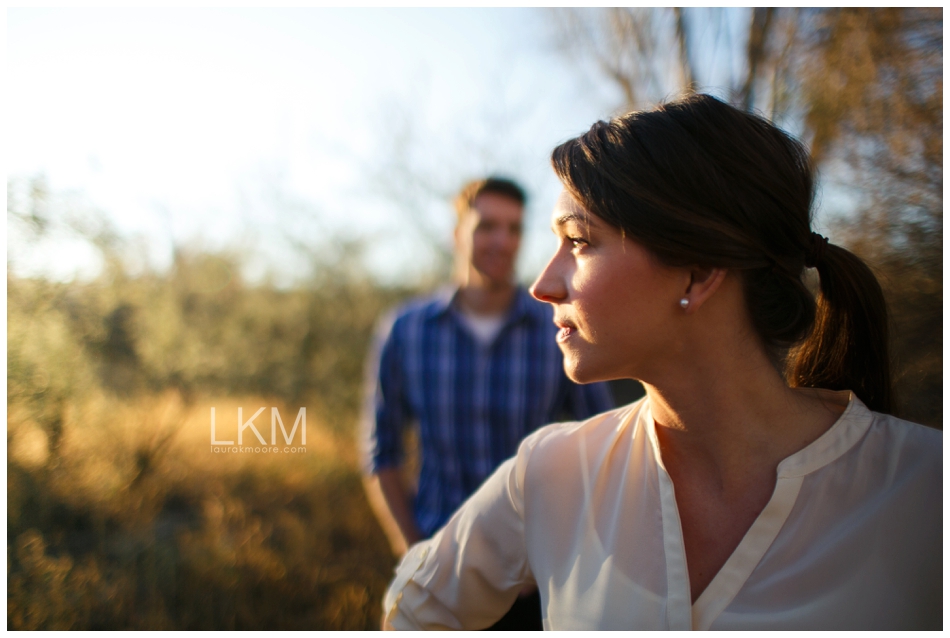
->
[[382, 435, 536, 630]]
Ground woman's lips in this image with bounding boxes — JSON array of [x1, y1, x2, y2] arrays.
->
[[555, 320, 577, 343]]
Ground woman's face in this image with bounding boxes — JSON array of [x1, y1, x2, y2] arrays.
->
[[530, 192, 687, 384]]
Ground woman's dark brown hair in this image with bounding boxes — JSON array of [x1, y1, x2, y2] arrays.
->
[[553, 93, 891, 413]]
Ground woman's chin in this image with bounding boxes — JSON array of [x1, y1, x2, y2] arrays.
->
[[563, 351, 635, 386], [562, 357, 607, 386]]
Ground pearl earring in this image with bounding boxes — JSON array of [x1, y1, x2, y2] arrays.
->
[[679, 298, 689, 309]]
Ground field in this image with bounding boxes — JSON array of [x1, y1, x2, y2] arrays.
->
[[7, 254, 410, 630]]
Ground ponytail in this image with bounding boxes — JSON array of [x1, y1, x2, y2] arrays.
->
[[551, 94, 895, 412], [788, 242, 893, 413]]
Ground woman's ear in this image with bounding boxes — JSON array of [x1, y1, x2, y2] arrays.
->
[[682, 266, 728, 313]]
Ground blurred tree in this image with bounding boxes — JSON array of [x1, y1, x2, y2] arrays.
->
[[797, 8, 942, 426], [549, 8, 942, 426], [366, 98, 457, 279], [549, 8, 797, 117], [7, 178, 415, 430], [7, 175, 53, 238]]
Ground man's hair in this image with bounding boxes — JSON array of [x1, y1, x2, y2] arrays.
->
[[454, 176, 526, 222]]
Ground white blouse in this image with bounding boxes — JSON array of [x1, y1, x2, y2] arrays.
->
[[383, 391, 942, 630]]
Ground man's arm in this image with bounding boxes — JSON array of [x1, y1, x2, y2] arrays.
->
[[360, 311, 422, 557], [363, 467, 423, 557]]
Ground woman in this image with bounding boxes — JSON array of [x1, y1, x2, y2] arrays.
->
[[381, 94, 941, 630]]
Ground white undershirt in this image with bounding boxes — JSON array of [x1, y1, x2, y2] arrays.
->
[[456, 309, 506, 346]]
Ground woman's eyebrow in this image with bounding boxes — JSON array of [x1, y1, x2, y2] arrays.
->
[[552, 211, 592, 231]]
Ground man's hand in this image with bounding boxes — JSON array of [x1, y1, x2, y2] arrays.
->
[[363, 468, 422, 557]]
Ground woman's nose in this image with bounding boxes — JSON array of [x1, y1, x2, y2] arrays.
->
[[530, 256, 567, 304]]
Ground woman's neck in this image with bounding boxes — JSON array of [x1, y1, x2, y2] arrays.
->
[[644, 353, 844, 489]]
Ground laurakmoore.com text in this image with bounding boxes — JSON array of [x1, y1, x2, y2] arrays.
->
[[210, 407, 306, 453]]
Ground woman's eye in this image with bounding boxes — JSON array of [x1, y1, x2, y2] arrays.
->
[[567, 236, 587, 249]]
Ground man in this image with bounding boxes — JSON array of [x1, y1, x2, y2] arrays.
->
[[362, 177, 613, 629]]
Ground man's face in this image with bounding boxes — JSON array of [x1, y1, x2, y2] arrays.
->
[[455, 191, 523, 286]]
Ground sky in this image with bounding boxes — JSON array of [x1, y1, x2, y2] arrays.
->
[[8, 8, 628, 285]]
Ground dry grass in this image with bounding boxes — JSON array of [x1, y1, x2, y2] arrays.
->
[[8, 390, 397, 630]]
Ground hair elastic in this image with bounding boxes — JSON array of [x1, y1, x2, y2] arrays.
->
[[805, 233, 829, 268]]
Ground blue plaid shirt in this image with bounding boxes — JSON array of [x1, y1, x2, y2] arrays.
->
[[362, 286, 614, 538]]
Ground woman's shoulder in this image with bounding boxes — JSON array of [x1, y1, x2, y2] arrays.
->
[[518, 397, 649, 465], [808, 390, 940, 472], [869, 408, 941, 436], [823, 397, 943, 499], [862, 407, 942, 469]]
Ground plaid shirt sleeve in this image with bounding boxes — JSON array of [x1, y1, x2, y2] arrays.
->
[[360, 311, 410, 474]]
